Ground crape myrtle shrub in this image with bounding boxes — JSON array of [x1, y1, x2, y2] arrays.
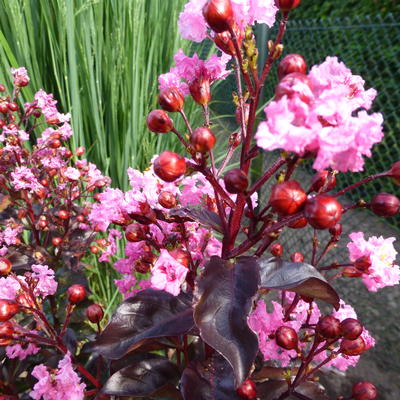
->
[[0, 0, 399, 399]]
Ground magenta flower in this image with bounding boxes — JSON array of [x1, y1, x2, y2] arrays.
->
[[30, 364, 58, 400], [0, 276, 20, 300], [10, 67, 30, 87], [347, 232, 400, 291], [31, 264, 58, 297], [64, 167, 81, 181], [151, 249, 188, 296], [34, 89, 70, 124], [114, 275, 137, 299], [11, 166, 43, 193], [6, 342, 40, 360]]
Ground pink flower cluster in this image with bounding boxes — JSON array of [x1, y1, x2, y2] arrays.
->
[[178, 0, 278, 42], [158, 49, 231, 95], [11, 67, 30, 87], [34, 89, 71, 124], [347, 232, 400, 291], [255, 57, 384, 172], [30, 353, 86, 400], [6, 341, 40, 360]]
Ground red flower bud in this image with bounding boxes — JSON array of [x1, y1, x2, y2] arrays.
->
[[316, 316, 341, 339], [33, 109, 41, 118], [291, 252, 304, 262], [49, 139, 61, 149], [189, 77, 211, 105], [0, 84, 5, 92], [0, 258, 12, 275], [158, 87, 184, 113], [340, 336, 366, 356], [370, 193, 400, 217], [67, 284, 86, 304], [158, 191, 177, 209], [275, 0, 302, 12], [304, 195, 342, 229], [86, 304, 104, 324], [7, 102, 19, 112], [288, 217, 308, 229], [58, 209, 69, 220], [352, 381, 377, 400], [354, 256, 371, 273], [135, 260, 151, 274], [275, 326, 298, 350], [154, 151, 186, 182], [269, 181, 307, 216], [146, 109, 173, 133], [278, 54, 307, 80], [275, 72, 313, 104], [340, 318, 363, 340], [224, 168, 248, 194], [310, 170, 336, 193], [214, 23, 243, 55], [236, 378, 257, 400], [270, 243, 283, 257], [190, 127, 216, 153], [90, 245, 99, 254], [125, 223, 148, 242], [329, 223, 342, 238], [0, 300, 19, 322], [76, 146, 85, 156], [0, 321, 14, 339], [52, 237, 63, 246], [202, 0, 234, 33], [0, 102, 8, 114], [169, 248, 190, 268], [389, 161, 400, 185]]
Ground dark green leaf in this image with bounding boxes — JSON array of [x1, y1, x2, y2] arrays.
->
[[259, 258, 340, 310], [194, 256, 260, 387], [102, 354, 181, 398], [93, 289, 194, 359], [181, 354, 240, 400]]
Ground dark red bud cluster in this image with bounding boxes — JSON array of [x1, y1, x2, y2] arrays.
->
[[236, 378, 257, 400], [67, 284, 86, 304], [340, 318, 363, 340], [189, 77, 211, 105], [202, 0, 234, 33], [275, 326, 298, 350], [224, 169, 248, 194], [190, 127, 216, 153], [329, 223, 342, 239], [158, 191, 177, 209], [270, 243, 283, 257], [340, 336, 366, 356], [352, 381, 377, 400], [146, 110, 173, 133], [269, 181, 307, 216], [154, 151, 186, 182], [158, 87, 184, 113], [370, 193, 400, 217], [278, 53, 307, 80], [214, 24, 243, 55], [86, 304, 104, 324], [316, 316, 341, 339], [304, 195, 342, 229]]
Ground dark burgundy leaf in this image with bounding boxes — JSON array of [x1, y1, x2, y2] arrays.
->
[[93, 289, 193, 359], [167, 207, 223, 233], [259, 258, 340, 310], [181, 354, 240, 400], [257, 380, 329, 400], [6, 250, 35, 271], [194, 256, 260, 387], [101, 354, 181, 398]]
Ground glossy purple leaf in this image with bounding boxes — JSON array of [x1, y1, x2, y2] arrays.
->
[[259, 258, 340, 310], [257, 380, 329, 400], [194, 256, 260, 387], [93, 289, 193, 359], [167, 207, 223, 233]]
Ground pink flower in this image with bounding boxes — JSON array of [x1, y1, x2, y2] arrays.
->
[[11, 166, 42, 192], [347, 232, 400, 291], [178, 0, 277, 42], [255, 57, 384, 172], [114, 275, 137, 299], [151, 249, 188, 296], [0, 276, 20, 300], [11, 67, 30, 87], [64, 167, 81, 181], [30, 364, 58, 400], [2, 226, 22, 246], [34, 89, 70, 124], [6, 342, 40, 360], [99, 229, 122, 262], [31, 264, 58, 297]]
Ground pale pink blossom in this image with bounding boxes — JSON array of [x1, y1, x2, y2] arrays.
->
[[347, 232, 400, 291], [34, 89, 70, 124], [2, 226, 22, 246], [30, 364, 58, 400], [0, 276, 20, 300], [31, 264, 58, 297], [11, 67, 30, 87], [64, 167, 81, 181], [11, 166, 42, 192], [6, 342, 40, 360], [151, 249, 188, 296]]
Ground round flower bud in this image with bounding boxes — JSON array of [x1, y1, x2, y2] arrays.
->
[[0, 258, 12, 275], [214, 24, 243, 55], [275, 326, 298, 350], [269, 181, 307, 216], [49, 139, 61, 149], [0, 102, 8, 114], [0, 321, 14, 339], [288, 217, 308, 229], [189, 77, 211, 105], [370, 193, 400, 217], [354, 256, 371, 273], [316, 316, 341, 339], [58, 209, 69, 220], [329, 223, 342, 239], [190, 127, 216, 153], [0, 300, 19, 322], [158, 191, 177, 209], [67, 284, 86, 304], [7, 102, 19, 112], [270, 243, 283, 257], [146, 109, 173, 133], [236, 378, 257, 400], [52, 237, 63, 246], [76, 146, 85, 156], [275, 0, 302, 12], [278, 54, 307, 80], [340, 318, 363, 340], [86, 304, 104, 324], [0, 84, 5, 92], [389, 161, 400, 185], [125, 223, 148, 242], [304, 195, 342, 229], [224, 169, 248, 194], [352, 381, 377, 400], [169, 248, 190, 268], [340, 336, 366, 356], [275, 72, 313, 104], [202, 0, 234, 33], [310, 170, 336, 193], [291, 252, 304, 263], [158, 87, 184, 113], [153, 151, 186, 182]]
